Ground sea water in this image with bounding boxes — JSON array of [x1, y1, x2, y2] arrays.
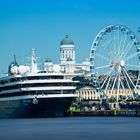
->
[[0, 117, 140, 140]]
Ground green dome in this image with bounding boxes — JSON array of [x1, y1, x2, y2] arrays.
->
[[60, 35, 74, 45], [45, 58, 52, 63]]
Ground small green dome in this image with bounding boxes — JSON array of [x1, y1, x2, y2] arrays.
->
[[66, 57, 73, 61], [60, 35, 74, 45], [83, 57, 89, 62], [45, 58, 52, 63]]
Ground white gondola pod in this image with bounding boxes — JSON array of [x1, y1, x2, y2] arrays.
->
[[18, 65, 31, 75], [10, 66, 19, 75]]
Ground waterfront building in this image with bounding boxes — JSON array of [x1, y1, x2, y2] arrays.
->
[[103, 89, 140, 100], [72, 76, 100, 106], [73, 75, 140, 104], [76, 86, 100, 101]]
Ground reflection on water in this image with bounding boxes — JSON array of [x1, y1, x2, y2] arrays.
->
[[0, 117, 140, 140]]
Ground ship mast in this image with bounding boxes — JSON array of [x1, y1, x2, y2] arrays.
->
[[13, 54, 19, 66], [31, 49, 38, 73]]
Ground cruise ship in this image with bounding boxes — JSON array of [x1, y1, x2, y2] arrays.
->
[[0, 50, 77, 118]]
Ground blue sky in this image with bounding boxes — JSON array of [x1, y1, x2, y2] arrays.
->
[[0, 0, 140, 73]]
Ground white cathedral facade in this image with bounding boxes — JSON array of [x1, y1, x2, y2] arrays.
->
[[44, 35, 90, 77]]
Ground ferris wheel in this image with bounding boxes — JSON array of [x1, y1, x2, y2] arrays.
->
[[90, 25, 140, 102]]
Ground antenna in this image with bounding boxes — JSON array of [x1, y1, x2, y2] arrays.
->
[[14, 54, 16, 62], [13, 54, 19, 66], [31, 49, 38, 73]]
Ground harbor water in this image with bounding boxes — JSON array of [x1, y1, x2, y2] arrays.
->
[[0, 117, 140, 140]]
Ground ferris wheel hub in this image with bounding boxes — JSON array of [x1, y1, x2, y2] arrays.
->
[[111, 60, 125, 70]]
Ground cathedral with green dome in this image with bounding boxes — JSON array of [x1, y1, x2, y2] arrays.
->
[[44, 35, 90, 77]]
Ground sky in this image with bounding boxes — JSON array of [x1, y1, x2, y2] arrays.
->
[[0, 0, 140, 73]]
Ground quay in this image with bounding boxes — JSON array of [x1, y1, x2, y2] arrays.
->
[[68, 109, 140, 117]]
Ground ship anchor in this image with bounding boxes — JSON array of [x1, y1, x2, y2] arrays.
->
[[32, 97, 38, 104]]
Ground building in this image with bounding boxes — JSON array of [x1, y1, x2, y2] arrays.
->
[[76, 86, 100, 101], [72, 76, 100, 106], [44, 35, 90, 77]]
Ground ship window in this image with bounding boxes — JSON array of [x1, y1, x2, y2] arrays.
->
[[10, 78, 19, 82], [47, 76, 64, 79], [22, 75, 64, 80], [20, 83, 73, 87], [0, 80, 8, 84]]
